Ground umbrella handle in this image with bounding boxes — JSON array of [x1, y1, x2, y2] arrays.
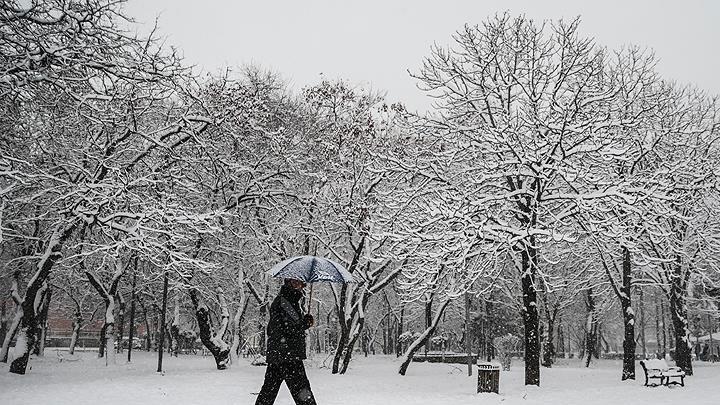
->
[[306, 283, 314, 314]]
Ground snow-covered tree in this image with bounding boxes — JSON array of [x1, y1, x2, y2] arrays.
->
[[0, 0, 216, 374], [410, 15, 659, 385], [638, 85, 719, 375], [292, 80, 408, 374]]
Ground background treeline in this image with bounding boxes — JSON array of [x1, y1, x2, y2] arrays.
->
[[1, 1, 719, 388]]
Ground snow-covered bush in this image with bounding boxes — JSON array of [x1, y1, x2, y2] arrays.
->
[[399, 332, 421, 344], [493, 334, 521, 371]]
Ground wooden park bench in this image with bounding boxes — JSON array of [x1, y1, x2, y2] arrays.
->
[[639, 359, 685, 387], [55, 349, 81, 363]]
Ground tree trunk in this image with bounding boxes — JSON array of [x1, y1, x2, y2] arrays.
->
[[542, 313, 555, 368], [68, 316, 81, 355], [520, 239, 541, 386], [258, 283, 269, 356], [127, 269, 137, 362], [9, 274, 44, 372], [166, 323, 173, 354], [382, 318, 388, 355], [230, 270, 249, 362], [424, 297, 433, 357], [85, 259, 125, 365], [171, 293, 181, 357], [383, 294, 391, 355], [396, 307, 404, 358], [36, 319, 47, 358], [638, 286, 647, 358], [9, 224, 73, 374], [33, 284, 51, 357], [98, 297, 116, 365], [8, 323, 34, 371], [98, 323, 107, 358], [332, 322, 350, 374], [101, 306, 115, 365], [141, 299, 152, 351], [707, 314, 715, 362], [669, 268, 693, 375], [398, 299, 450, 375], [9, 322, 38, 374], [584, 288, 598, 368], [116, 293, 125, 354], [660, 297, 668, 356], [0, 305, 23, 363], [666, 309, 675, 353], [0, 301, 6, 345], [315, 319, 321, 354], [620, 246, 636, 380], [481, 300, 488, 361], [340, 284, 381, 374], [465, 293, 472, 376], [332, 284, 350, 374], [189, 288, 230, 370], [556, 316, 565, 358], [339, 315, 366, 374], [157, 271, 169, 372], [103, 317, 115, 365], [655, 294, 665, 357], [315, 300, 322, 354], [362, 330, 369, 357]]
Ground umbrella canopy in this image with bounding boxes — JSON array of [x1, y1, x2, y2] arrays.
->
[[267, 255, 354, 283]]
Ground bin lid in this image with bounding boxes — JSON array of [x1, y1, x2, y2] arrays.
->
[[476, 361, 501, 370]]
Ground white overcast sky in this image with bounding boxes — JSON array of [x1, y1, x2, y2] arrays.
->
[[123, 0, 719, 112]]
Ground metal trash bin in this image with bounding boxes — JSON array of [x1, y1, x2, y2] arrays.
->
[[477, 362, 500, 393]]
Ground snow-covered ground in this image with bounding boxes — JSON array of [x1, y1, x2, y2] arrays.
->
[[2, 350, 720, 405]]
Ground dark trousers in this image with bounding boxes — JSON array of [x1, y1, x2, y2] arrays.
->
[[255, 360, 317, 405]]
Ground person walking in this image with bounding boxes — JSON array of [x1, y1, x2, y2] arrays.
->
[[255, 278, 317, 405]]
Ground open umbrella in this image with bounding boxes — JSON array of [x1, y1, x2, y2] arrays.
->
[[267, 255, 353, 283], [267, 255, 354, 310]]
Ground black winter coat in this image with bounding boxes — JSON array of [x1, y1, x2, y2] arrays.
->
[[266, 284, 310, 363]]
